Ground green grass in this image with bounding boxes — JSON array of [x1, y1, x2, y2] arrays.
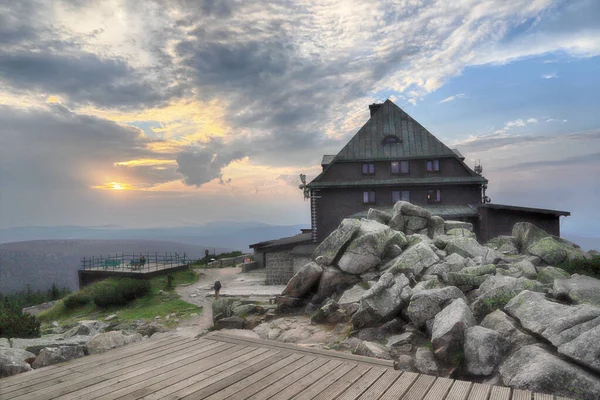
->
[[558, 255, 600, 279], [38, 268, 202, 331]]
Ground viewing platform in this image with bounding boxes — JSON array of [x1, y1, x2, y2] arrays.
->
[[78, 252, 191, 287], [0, 332, 574, 399]]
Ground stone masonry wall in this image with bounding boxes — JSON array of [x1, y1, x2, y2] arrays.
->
[[266, 250, 293, 285]]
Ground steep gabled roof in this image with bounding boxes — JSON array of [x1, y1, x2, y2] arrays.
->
[[334, 99, 456, 161]]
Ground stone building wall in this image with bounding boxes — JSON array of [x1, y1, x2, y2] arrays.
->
[[265, 250, 293, 285]]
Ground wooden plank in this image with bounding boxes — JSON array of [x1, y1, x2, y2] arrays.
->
[[401, 374, 436, 400], [225, 355, 317, 400], [489, 386, 511, 400], [446, 380, 473, 400], [378, 371, 419, 400], [209, 332, 395, 367], [268, 359, 343, 400], [55, 341, 234, 400], [107, 346, 271, 400], [423, 377, 454, 400], [203, 353, 305, 400], [9, 342, 234, 400], [245, 357, 330, 400], [511, 389, 532, 400], [467, 383, 492, 400], [179, 351, 292, 399], [356, 369, 402, 400], [312, 364, 371, 400], [336, 366, 387, 400], [533, 394, 554, 400], [291, 362, 357, 400], [0, 335, 187, 392]]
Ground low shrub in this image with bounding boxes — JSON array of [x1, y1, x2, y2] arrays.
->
[[559, 255, 600, 279], [64, 292, 91, 309], [0, 307, 40, 338], [93, 278, 151, 308]]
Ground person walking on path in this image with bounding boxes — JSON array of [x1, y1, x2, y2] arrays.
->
[[214, 280, 222, 299]]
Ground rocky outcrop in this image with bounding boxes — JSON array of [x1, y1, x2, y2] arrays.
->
[[500, 345, 600, 400], [315, 266, 360, 300], [407, 286, 465, 331], [351, 273, 410, 329], [338, 220, 397, 274], [553, 274, 600, 307], [431, 298, 475, 363], [313, 218, 361, 265], [464, 326, 509, 376], [383, 241, 439, 278], [86, 331, 142, 355], [32, 346, 85, 369], [0, 348, 35, 378], [281, 262, 323, 298]]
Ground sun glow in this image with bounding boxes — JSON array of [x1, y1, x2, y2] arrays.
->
[[111, 182, 125, 190], [92, 181, 137, 191]]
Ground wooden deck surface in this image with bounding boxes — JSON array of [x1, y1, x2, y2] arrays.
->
[[0, 332, 574, 400]]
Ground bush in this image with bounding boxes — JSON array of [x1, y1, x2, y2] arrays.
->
[[64, 292, 91, 310], [559, 255, 600, 278], [0, 307, 40, 338], [93, 278, 151, 308]]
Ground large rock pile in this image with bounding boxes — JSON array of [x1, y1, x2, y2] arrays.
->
[[272, 201, 599, 400]]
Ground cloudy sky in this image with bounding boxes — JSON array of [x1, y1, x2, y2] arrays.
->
[[1, 0, 599, 237]]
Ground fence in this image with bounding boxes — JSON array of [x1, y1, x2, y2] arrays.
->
[[81, 252, 190, 273]]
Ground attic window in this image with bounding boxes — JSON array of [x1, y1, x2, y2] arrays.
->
[[382, 135, 401, 144]]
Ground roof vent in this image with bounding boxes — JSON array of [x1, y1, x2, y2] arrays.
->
[[369, 103, 383, 117]]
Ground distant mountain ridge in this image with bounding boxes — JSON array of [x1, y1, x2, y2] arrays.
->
[[0, 222, 310, 294]]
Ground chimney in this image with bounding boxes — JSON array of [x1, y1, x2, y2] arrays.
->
[[369, 103, 382, 117]]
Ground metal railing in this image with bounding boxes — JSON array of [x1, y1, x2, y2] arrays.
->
[[81, 252, 190, 273]]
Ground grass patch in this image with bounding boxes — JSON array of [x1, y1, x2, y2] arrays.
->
[[38, 269, 202, 331], [558, 255, 600, 279]]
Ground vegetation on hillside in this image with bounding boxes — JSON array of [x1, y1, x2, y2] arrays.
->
[[559, 255, 600, 279], [37, 269, 202, 333]]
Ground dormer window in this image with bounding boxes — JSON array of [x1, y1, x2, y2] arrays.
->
[[382, 135, 401, 144]]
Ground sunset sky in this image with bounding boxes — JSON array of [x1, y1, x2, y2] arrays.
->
[[1, 0, 599, 237]]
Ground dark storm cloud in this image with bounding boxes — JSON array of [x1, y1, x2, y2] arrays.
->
[[176, 138, 246, 187], [0, 104, 176, 189]]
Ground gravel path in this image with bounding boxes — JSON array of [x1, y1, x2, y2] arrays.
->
[[173, 267, 285, 337]]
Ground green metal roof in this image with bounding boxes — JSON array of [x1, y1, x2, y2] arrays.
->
[[350, 204, 480, 219], [334, 99, 456, 161], [307, 176, 487, 189]]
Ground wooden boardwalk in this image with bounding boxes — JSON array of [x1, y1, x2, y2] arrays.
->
[[0, 332, 573, 400]]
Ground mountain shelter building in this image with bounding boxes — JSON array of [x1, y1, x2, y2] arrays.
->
[[251, 99, 570, 284]]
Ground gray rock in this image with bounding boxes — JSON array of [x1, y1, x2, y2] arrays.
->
[[355, 341, 391, 359], [10, 335, 90, 356], [446, 228, 476, 238], [351, 273, 410, 329], [387, 332, 417, 348], [445, 237, 503, 264], [445, 253, 468, 272], [338, 219, 396, 274], [380, 318, 406, 334], [232, 304, 263, 317], [500, 345, 600, 400], [527, 237, 586, 265], [464, 326, 509, 376], [485, 235, 518, 252], [512, 260, 537, 279], [382, 241, 440, 277], [427, 216, 445, 239], [0, 348, 35, 378], [338, 284, 368, 312], [357, 328, 386, 342], [215, 316, 246, 330], [431, 298, 476, 363], [446, 272, 489, 290], [415, 347, 439, 375], [395, 355, 416, 372], [405, 215, 429, 232], [313, 218, 361, 265], [504, 290, 600, 372], [461, 264, 497, 276], [472, 276, 545, 319], [282, 262, 323, 298], [553, 274, 600, 307], [63, 320, 106, 339], [311, 300, 346, 324], [412, 276, 443, 294], [512, 222, 550, 252], [32, 345, 85, 369], [444, 220, 473, 232], [315, 266, 360, 299], [407, 286, 466, 330], [86, 331, 142, 355], [396, 201, 432, 219], [136, 322, 169, 337], [0, 338, 10, 348], [536, 266, 570, 284], [480, 310, 537, 350], [367, 208, 392, 225]]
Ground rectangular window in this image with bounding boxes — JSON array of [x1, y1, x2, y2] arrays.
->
[[363, 190, 376, 204], [426, 159, 440, 172], [392, 190, 410, 203], [391, 160, 409, 174], [362, 163, 375, 175], [427, 189, 441, 203]]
